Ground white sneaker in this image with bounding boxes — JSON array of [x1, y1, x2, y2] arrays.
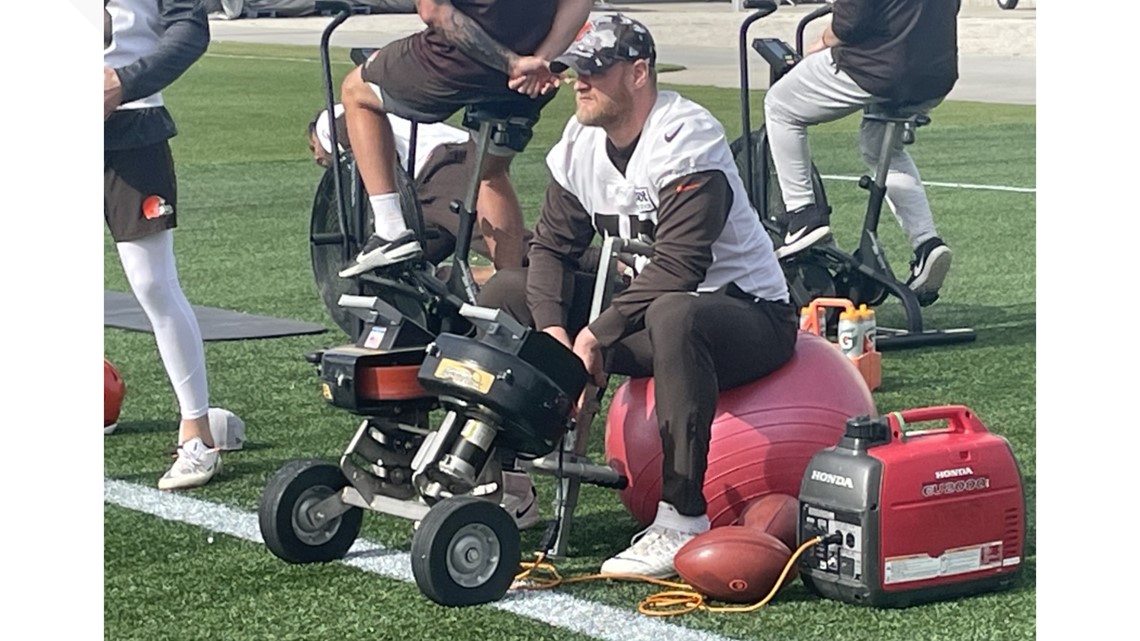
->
[[158, 437, 221, 490], [600, 525, 697, 578], [500, 471, 541, 530], [600, 502, 709, 578]]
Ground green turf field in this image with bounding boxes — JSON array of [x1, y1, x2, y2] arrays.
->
[[103, 41, 1036, 640]]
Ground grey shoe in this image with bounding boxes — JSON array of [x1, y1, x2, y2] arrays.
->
[[500, 471, 541, 530]]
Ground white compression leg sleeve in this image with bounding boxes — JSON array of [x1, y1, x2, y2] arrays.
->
[[115, 231, 209, 421]]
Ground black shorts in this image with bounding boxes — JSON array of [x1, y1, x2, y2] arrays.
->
[[361, 35, 556, 154], [104, 141, 177, 242]]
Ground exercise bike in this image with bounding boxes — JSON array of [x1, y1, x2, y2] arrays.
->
[[732, 0, 975, 350], [259, 0, 632, 607], [307, 9, 479, 342]]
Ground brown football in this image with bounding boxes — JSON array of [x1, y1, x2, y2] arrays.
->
[[736, 493, 799, 551], [674, 526, 794, 603]]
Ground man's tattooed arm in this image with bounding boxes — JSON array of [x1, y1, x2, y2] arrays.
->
[[416, 0, 518, 74]]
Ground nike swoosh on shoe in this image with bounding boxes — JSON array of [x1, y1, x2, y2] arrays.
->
[[911, 254, 929, 278], [784, 227, 810, 246], [514, 494, 535, 519]]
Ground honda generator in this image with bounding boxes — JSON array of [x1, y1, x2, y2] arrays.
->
[[797, 406, 1025, 607]]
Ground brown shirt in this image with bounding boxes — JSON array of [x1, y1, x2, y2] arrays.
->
[[411, 0, 558, 87]]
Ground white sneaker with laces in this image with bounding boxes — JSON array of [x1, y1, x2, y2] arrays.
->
[[500, 471, 541, 530], [158, 437, 221, 490], [599, 502, 709, 578]]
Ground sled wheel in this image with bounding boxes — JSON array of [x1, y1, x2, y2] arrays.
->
[[410, 496, 520, 607], [258, 459, 363, 564]]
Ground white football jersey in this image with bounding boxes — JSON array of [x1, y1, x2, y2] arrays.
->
[[104, 0, 164, 110], [546, 90, 788, 302], [315, 106, 470, 178]]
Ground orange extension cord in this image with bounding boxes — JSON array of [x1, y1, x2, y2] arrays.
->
[[512, 536, 824, 617]]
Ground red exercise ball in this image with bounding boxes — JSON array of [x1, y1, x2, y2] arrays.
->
[[105, 359, 125, 435], [604, 331, 876, 528]]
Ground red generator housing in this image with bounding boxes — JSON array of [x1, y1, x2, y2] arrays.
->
[[797, 406, 1025, 607]]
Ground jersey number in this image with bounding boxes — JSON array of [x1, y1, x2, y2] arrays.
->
[[594, 212, 656, 241]]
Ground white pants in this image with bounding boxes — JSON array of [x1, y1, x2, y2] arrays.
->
[[115, 230, 209, 421], [763, 48, 940, 249]]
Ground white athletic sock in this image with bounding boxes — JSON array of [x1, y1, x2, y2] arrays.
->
[[369, 193, 408, 240], [653, 501, 710, 535]]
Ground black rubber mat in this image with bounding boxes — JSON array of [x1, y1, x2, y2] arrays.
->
[[104, 291, 327, 342]]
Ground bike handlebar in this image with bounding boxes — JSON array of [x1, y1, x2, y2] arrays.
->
[[795, 3, 834, 56]]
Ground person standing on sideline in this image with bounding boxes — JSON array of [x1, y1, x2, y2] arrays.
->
[[105, 0, 230, 490]]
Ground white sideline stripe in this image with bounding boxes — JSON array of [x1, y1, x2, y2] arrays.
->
[[103, 478, 741, 641], [820, 174, 1036, 194]]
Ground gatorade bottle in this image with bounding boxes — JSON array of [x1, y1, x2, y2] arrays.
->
[[858, 304, 877, 353], [799, 303, 828, 336], [837, 310, 863, 359]]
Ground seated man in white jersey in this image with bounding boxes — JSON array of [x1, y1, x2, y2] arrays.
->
[[478, 15, 797, 577], [308, 106, 500, 267]]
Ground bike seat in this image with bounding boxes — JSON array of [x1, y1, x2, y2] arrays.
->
[[462, 107, 537, 152], [863, 105, 931, 144], [863, 105, 932, 127], [349, 47, 377, 66]]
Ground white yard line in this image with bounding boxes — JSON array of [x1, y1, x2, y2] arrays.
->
[[104, 478, 745, 641], [820, 174, 1036, 194]]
